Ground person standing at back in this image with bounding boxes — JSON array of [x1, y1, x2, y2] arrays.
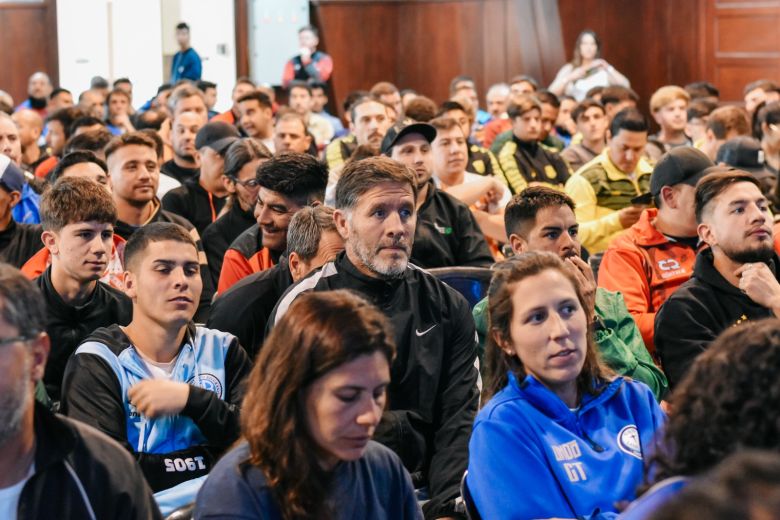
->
[[170, 23, 202, 83]]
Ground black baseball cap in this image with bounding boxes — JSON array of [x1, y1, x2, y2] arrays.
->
[[381, 122, 437, 155], [0, 155, 25, 194], [195, 122, 241, 155], [633, 146, 715, 205], [716, 136, 766, 174]]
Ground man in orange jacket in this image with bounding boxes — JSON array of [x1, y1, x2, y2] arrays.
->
[[598, 147, 714, 353]]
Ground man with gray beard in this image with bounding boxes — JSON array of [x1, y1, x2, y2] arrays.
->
[[268, 156, 479, 520], [0, 264, 160, 519]]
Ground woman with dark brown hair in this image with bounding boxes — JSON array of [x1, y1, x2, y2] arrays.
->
[[466, 252, 665, 519], [194, 290, 421, 520]]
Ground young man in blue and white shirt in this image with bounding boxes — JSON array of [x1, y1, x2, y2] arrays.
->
[[61, 221, 250, 514]]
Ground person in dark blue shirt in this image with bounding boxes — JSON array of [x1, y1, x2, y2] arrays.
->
[[171, 22, 202, 83]]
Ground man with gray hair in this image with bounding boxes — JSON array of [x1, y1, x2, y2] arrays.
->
[[167, 83, 208, 124], [485, 82, 510, 120], [207, 205, 344, 359], [0, 264, 161, 519], [268, 156, 479, 519]]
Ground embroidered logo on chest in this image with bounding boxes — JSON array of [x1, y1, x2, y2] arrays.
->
[[187, 373, 223, 397], [617, 424, 642, 459]]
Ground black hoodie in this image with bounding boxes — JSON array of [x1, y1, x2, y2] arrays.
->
[[655, 248, 780, 388]]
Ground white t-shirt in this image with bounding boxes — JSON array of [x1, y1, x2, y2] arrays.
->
[[0, 464, 35, 520], [142, 356, 178, 380]]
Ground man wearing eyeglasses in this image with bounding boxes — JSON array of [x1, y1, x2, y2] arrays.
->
[[0, 264, 161, 519], [216, 152, 327, 293]]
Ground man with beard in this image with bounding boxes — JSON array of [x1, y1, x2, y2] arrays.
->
[[325, 96, 392, 172], [107, 131, 214, 321], [470, 186, 668, 400], [383, 121, 493, 267], [161, 110, 203, 185], [14, 72, 52, 118], [655, 170, 780, 388], [268, 156, 479, 520], [0, 265, 161, 519]]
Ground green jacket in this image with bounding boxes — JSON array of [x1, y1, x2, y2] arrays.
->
[[472, 287, 668, 401]]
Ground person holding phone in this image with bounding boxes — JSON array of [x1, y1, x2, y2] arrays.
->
[[549, 30, 631, 102]]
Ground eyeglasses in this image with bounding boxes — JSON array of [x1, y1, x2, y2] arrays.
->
[[0, 335, 32, 348], [229, 176, 260, 189]]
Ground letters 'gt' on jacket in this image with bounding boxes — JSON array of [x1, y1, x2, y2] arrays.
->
[[467, 373, 666, 519]]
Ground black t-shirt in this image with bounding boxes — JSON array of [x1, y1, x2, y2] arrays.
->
[[161, 178, 228, 235], [161, 159, 199, 184]]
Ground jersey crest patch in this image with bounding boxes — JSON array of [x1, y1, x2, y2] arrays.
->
[[188, 373, 223, 398], [617, 424, 642, 459]]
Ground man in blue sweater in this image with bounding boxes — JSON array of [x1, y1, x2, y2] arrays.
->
[[171, 23, 202, 83]]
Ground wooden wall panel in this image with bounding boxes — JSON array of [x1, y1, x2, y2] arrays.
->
[[558, 0, 706, 117], [705, 1, 780, 101], [0, 0, 59, 105], [313, 0, 566, 117]]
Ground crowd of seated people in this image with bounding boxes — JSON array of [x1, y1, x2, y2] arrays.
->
[[3, 23, 780, 520]]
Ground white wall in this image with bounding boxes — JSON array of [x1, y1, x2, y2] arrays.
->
[[57, 0, 235, 111], [248, 0, 308, 86], [170, 0, 236, 112]]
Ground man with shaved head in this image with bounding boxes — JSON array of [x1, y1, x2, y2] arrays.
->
[[15, 72, 52, 117], [12, 109, 47, 170]]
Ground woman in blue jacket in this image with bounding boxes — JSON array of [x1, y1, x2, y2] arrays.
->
[[467, 252, 665, 519], [194, 290, 421, 519]]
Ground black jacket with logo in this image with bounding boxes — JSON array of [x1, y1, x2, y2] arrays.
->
[[37, 268, 132, 401], [207, 256, 293, 361], [655, 248, 780, 388], [412, 181, 494, 269], [17, 402, 161, 520], [268, 252, 479, 519]]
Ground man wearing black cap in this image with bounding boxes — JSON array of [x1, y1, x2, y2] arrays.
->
[[598, 147, 713, 354], [716, 136, 775, 197], [382, 121, 493, 268], [655, 169, 780, 388], [0, 155, 42, 267], [162, 121, 239, 234]]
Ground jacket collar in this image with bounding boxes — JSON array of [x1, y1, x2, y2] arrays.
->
[[510, 372, 623, 429], [336, 251, 406, 291], [512, 135, 539, 152], [107, 322, 198, 379], [694, 248, 780, 297], [596, 149, 653, 181], [33, 401, 77, 472], [40, 267, 99, 315]]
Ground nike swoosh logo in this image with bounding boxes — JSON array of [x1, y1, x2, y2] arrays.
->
[[416, 325, 437, 336]]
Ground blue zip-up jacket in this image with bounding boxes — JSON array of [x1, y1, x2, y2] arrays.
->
[[467, 373, 666, 519], [171, 47, 202, 82], [61, 323, 250, 509]]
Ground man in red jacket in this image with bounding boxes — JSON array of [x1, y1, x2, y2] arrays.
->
[[598, 147, 713, 353]]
